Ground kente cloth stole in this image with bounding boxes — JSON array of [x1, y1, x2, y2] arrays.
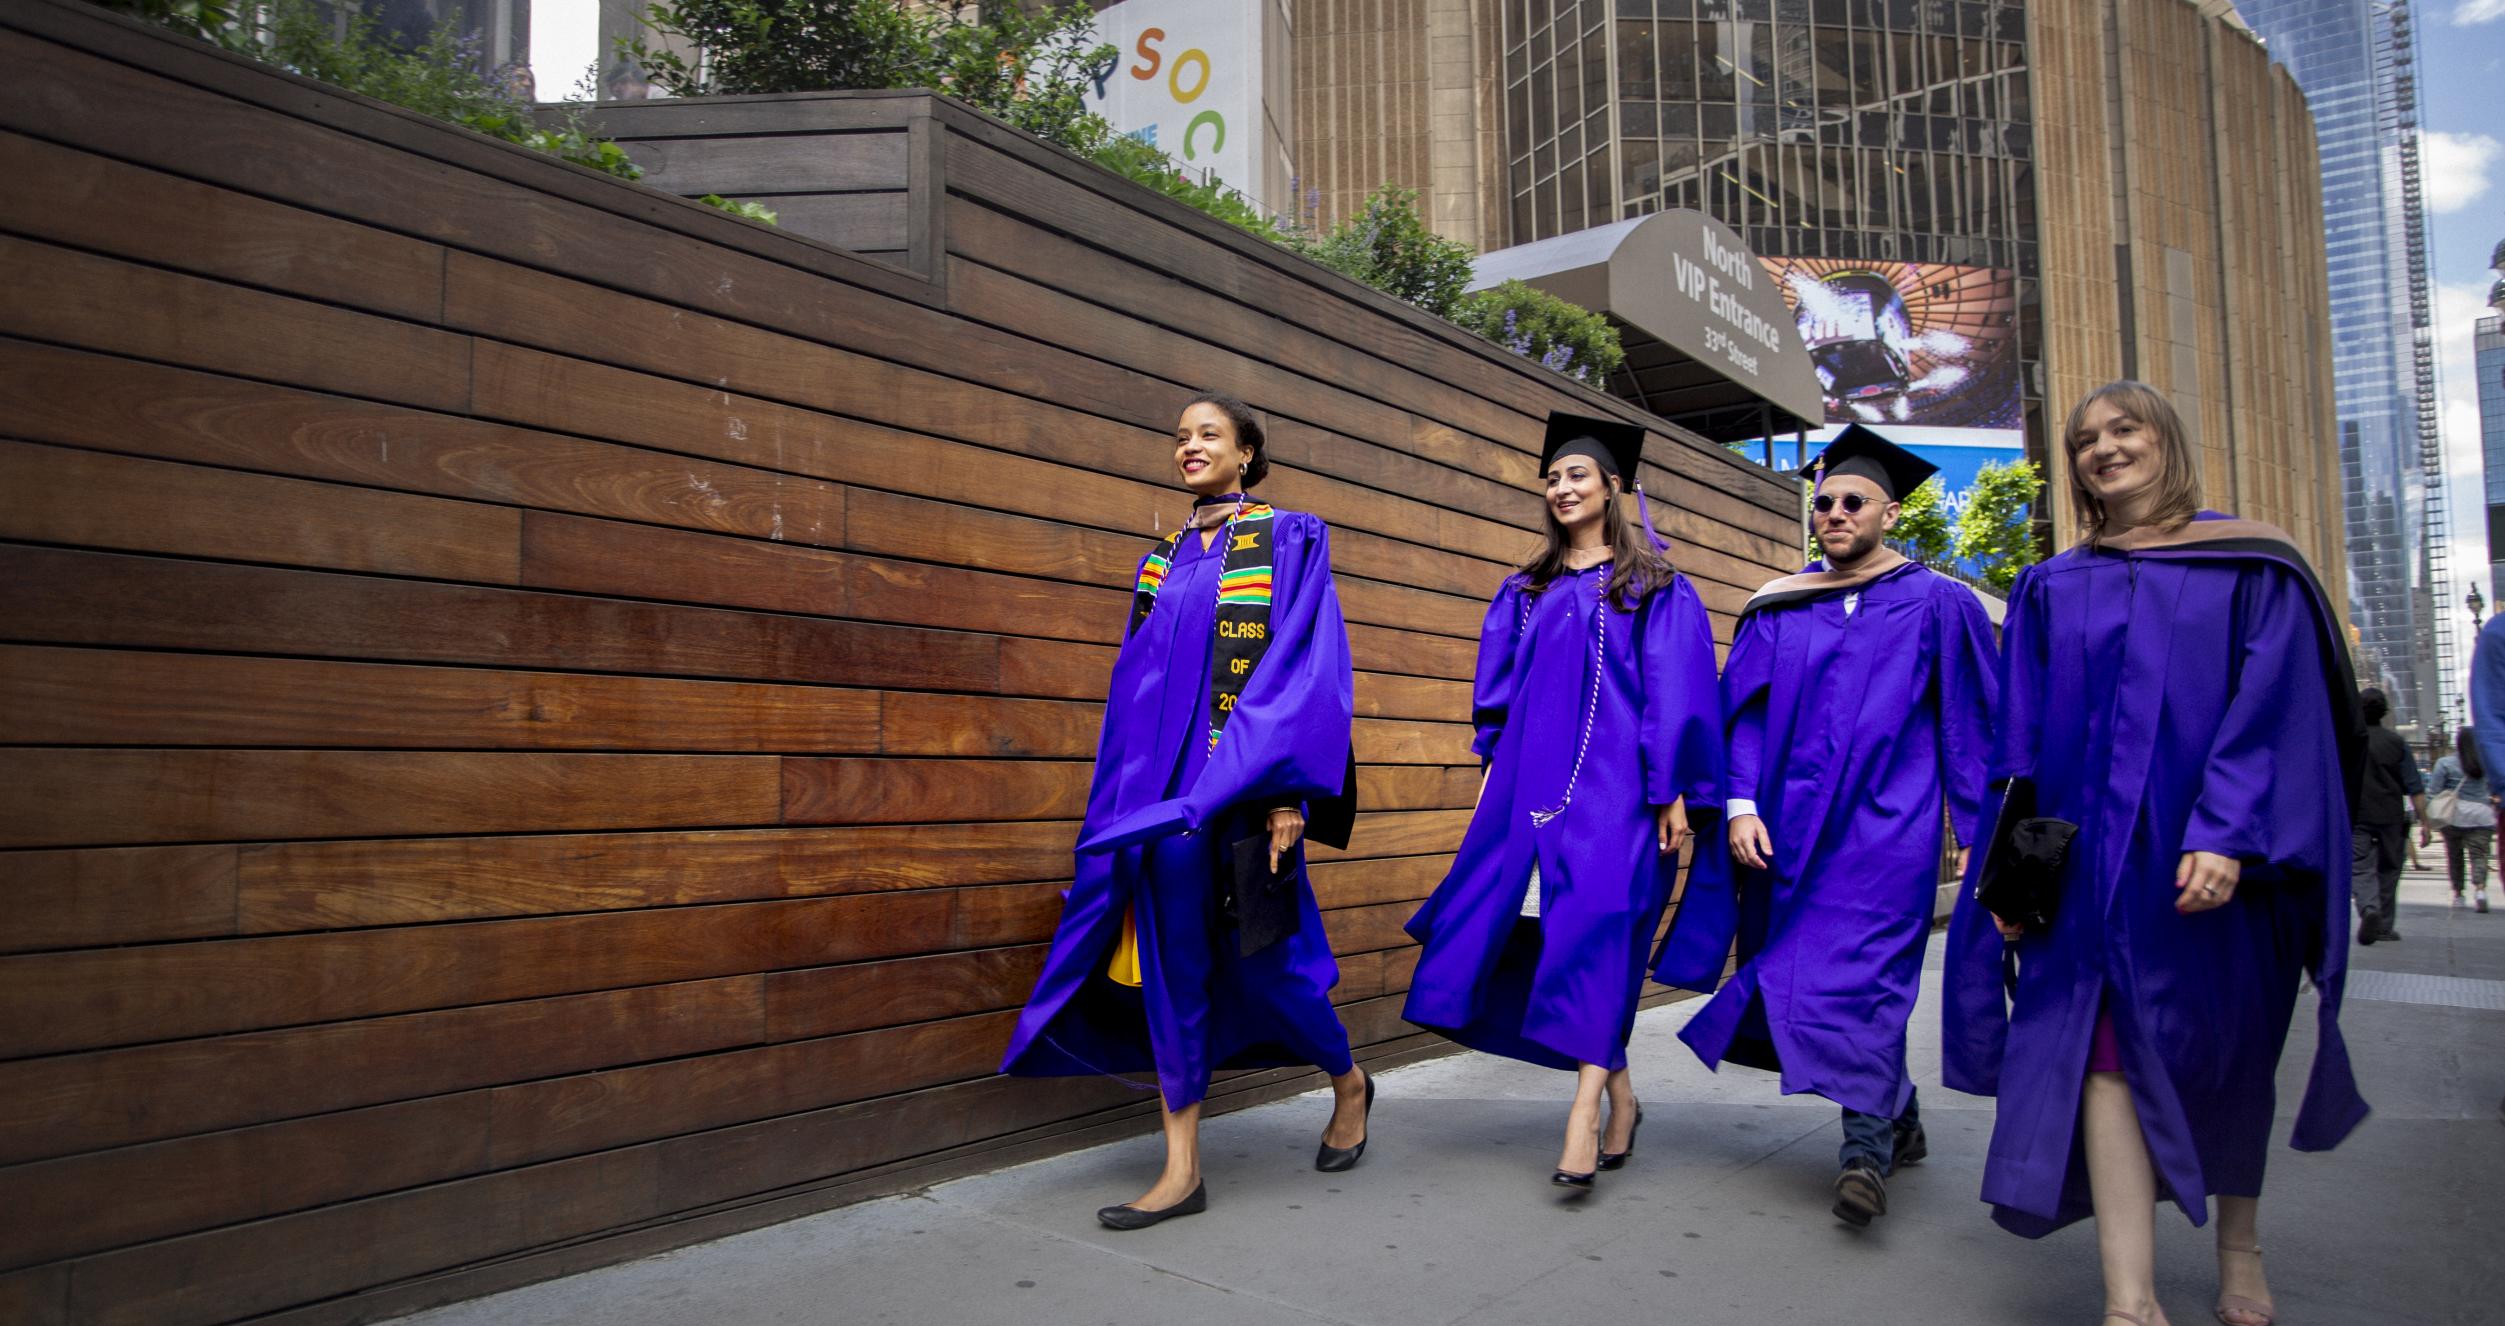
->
[[1131, 503, 1276, 752]]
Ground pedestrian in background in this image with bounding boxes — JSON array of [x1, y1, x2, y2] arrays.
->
[[2352, 688, 2423, 944], [1655, 427, 1997, 1230], [2424, 727, 2493, 912], [1944, 382, 2368, 1326], [1000, 392, 1371, 1229], [1402, 412, 1722, 1191]]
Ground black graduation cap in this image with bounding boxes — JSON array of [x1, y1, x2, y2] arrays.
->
[[1540, 411, 1645, 494], [1797, 424, 1937, 501]]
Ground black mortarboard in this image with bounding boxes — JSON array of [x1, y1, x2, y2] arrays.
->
[[1540, 411, 1646, 494], [1796, 425, 1937, 501]]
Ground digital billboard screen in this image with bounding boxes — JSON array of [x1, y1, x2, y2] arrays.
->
[[1758, 258, 2024, 442], [1756, 258, 2030, 571]]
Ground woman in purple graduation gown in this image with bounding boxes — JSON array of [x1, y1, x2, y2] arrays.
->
[[1943, 382, 2368, 1326], [1403, 412, 1723, 1189], [999, 392, 1372, 1230]]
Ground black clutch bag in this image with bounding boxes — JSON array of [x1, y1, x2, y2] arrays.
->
[[1225, 833, 1304, 958], [1974, 778, 2079, 931]]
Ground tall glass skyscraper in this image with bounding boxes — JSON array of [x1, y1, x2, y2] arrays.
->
[[2234, 0, 2446, 728], [2479, 252, 2505, 601]]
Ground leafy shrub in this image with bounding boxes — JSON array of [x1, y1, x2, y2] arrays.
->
[[1284, 186, 1477, 318], [1953, 458, 2046, 590], [1451, 279, 1625, 390], [630, 0, 1116, 154], [1887, 476, 1954, 566]]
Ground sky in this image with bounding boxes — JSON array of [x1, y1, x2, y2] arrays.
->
[[528, 0, 602, 102], [2419, 0, 2505, 709]]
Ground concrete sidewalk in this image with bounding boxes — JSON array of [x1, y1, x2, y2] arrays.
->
[[399, 875, 2504, 1325]]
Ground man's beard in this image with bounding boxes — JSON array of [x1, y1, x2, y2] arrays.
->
[[1820, 525, 1883, 565]]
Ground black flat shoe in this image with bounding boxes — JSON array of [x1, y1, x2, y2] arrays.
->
[[1096, 1183, 1206, 1230], [1596, 1106, 1644, 1171], [1315, 1070, 1375, 1172]]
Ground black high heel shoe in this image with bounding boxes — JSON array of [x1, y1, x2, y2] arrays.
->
[[1596, 1105, 1644, 1171], [1096, 1182, 1207, 1230], [1552, 1111, 1603, 1191], [1315, 1070, 1374, 1172]]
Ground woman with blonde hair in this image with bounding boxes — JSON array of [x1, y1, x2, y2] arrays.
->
[[1944, 381, 2369, 1325]]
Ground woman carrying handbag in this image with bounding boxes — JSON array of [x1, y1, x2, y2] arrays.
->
[[2423, 728, 2494, 911]]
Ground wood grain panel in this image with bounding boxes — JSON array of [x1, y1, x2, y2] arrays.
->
[[0, 845, 235, 955], [0, 128, 443, 321], [0, 235, 468, 413], [0, 647, 883, 753], [0, 750, 783, 849], [780, 758, 1090, 826], [238, 822, 1081, 931], [520, 510, 1130, 645], [0, 977, 766, 1166], [0, 892, 962, 1057], [1352, 765, 1479, 811], [623, 130, 909, 194], [762, 946, 1047, 1041], [1353, 717, 1478, 766], [731, 191, 910, 250], [1352, 671, 1474, 722], [1310, 853, 1454, 910], [0, 547, 1003, 693], [0, 443, 521, 583], [0, 340, 850, 551], [878, 692, 1100, 758]]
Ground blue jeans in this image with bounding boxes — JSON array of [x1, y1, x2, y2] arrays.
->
[[1840, 1086, 1920, 1172]]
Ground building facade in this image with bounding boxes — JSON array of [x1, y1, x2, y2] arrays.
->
[[2481, 270, 2505, 604], [1293, 0, 2345, 583], [2233, 0, 2447, 727]]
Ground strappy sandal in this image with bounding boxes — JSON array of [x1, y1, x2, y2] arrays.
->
[[2215, 1242, 2275, 1326]]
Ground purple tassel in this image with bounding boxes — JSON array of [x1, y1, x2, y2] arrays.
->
[[1635, 482, 1670, 553]]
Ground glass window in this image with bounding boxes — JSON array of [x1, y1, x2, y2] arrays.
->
[[1621, 21, 1659, 97], [1512, 188, 1535, 244], [1699, 21, 1738, 98], [1661, 100, 1700, 136], [1849, 30, 1884, 102], [1623, 137, 1664, 199], [1560, 159, 1588, 233], [1815, 28, 1854, 107], [1889, 32, 1923, 99], [1660, 21, 1701, 99], [1584, 26, 1613, 108], [1860, 148, 1894, 229], [1588, 146, 1616, 216]]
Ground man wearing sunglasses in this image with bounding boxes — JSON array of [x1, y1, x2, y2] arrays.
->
[[1654, 425, 1999, 1229]]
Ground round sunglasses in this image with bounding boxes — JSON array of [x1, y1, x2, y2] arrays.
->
[[1811, 492, 1889, 514]]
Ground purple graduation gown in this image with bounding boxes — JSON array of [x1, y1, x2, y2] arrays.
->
[[1942, 515, 2369, 1236], [998, 510, 1356, 1111], [1402, 565, 1723, 1071], [1659, 560, 1996, 1116]]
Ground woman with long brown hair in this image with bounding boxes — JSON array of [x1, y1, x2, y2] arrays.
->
[[1944, 381, 2368, 1324], [1402, 411, 1722, 1189]]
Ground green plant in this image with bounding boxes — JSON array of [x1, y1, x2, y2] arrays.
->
[[1887, 476, 1954, 566], [1285, 186, 1477, 317], [1954, 458, 2046, 591], [699, 195, 780, 225], [97, 0, 252, 49], [1452, 279, 1625, 390], [1089, 135, 1286, 241], [104, 0, 791, 222], [630, 0, 1117, 154]]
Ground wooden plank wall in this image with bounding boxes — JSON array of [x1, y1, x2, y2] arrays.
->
[[0, 5, 1801, 1324]]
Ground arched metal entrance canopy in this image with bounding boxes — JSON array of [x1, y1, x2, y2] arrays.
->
[[1468, 210, 1825, 446]]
